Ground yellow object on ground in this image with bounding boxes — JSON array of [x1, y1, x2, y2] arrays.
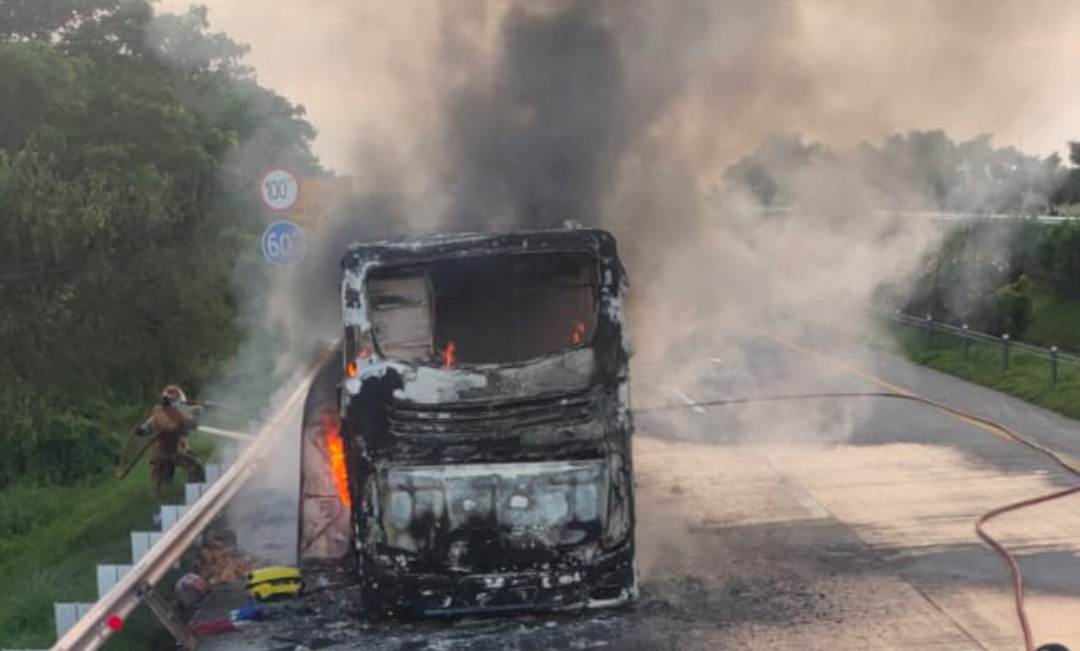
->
[[246, 566, 303, 602]]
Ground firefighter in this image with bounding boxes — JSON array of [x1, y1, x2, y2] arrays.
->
[[136, 384, 206, 494]]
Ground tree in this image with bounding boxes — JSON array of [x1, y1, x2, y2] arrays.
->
[[722, 134, 829, 206], [1038, 222, 1080, 298], [1052, 141, 1080, 205], [0, 1, 320, 486], [0, 0, 125, 42], [981, 275, 1034, 337]]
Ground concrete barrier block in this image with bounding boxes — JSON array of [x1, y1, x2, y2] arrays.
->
[[159, 505, 188, 532], [53, 602, 94, 638], [96, 564, 132, 599], [204, 463, 222, 484], [130, 531, 163, 563], [184, 483, 206, 505]]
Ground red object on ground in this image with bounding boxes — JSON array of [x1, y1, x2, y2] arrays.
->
[[190, 618, 237, 637], [639, 389, 1080, 651], [976, 484, 1080, 651], [105, 615, 124, 632]]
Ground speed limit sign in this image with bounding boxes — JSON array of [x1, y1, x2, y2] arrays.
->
[[261, 220, 305, 267], [260, 168, 299, 212]]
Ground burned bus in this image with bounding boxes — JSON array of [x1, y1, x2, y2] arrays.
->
[[329, 227, 636, 617]]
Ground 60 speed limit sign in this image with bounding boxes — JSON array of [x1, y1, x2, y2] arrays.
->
[[260, 168, 299, 212], [261, 220, 305, 267]]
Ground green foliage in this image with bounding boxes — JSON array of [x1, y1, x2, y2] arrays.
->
[[0, 2, 319, 487], [1037, 221, 1080, 297], [722, 134, 829, 206], [983, 275, 1035, 337], [1024, 287, 1080, 352], [0, 1, 128, 42], [1, 434, 215, 648], [900, 218, 1080, 345]]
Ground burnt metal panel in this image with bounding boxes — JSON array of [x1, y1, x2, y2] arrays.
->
[[299, 355, 352, 561]]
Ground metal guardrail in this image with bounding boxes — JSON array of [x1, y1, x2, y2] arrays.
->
[[51, 353, 331, 651], [879, 210, 1080, 224], [887, 312, 1080, 385], [755, 207, 1080, 224]]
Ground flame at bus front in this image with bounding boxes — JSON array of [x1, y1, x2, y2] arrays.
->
[[571, 320, 586, 344], [322, 413, 351, 507]]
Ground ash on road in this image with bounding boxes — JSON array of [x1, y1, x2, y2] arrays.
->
[[201, 334, 1080, 650]]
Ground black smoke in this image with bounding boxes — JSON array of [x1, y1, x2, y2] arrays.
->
[[443, 2, 626, 232]]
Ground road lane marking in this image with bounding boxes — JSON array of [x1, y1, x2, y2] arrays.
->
[[748, 329, 1043, 649], [709, 357, 724, 364], [671, 386, 707, 414], [752, 329, 912, 396]]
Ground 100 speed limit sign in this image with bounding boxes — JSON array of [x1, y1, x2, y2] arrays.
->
[[262, 220, 305, 267], [260, 168, 299, 212]]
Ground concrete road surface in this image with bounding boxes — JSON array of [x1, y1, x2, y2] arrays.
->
[[634, 331, 1080, 650], [204, 332, 1080, 650]]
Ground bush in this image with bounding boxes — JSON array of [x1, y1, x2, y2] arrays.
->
[[990, 275, 1035, 336], [0, 387, 125, 488], [1038, 222, 1080, 297]]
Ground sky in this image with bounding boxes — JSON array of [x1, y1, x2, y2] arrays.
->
[[155, 0, 1080, 177]]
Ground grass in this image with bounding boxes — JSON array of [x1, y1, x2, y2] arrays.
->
[[0, 434, 216, 650], [890, 323, 1080, 421]]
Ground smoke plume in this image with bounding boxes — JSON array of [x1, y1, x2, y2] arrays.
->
[[150, 0, 1080, 568], [441, 3, 625, 231], [145, 0, 1080, 438]]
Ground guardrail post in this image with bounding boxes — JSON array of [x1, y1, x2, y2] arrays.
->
[[962, 324, 970, 359], [54, 603, 94, 639], [1051, 346, 1059, 386], [925, 314, 934, 349], [1002, 334, 1010, 371], [139, 582, 195, 651]]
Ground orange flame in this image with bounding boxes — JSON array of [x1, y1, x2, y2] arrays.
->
[[322, 413, 351, 507], [443, 340, 457, 368], [571, 320, 587, 345]]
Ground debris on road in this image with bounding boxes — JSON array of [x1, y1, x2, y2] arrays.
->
[[197, 539, 255, 585], [175, 573, 211, 610]]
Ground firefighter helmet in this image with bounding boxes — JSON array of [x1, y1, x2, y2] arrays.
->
[[162, 384, 188, 404]]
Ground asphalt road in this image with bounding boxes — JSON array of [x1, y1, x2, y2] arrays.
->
[[202, 332, 1080, 650]]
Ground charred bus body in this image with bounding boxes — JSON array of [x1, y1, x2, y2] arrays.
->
[[338, 228, 636, 616]]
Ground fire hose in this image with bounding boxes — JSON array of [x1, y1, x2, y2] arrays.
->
[[638, 391, 1079, 651]]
